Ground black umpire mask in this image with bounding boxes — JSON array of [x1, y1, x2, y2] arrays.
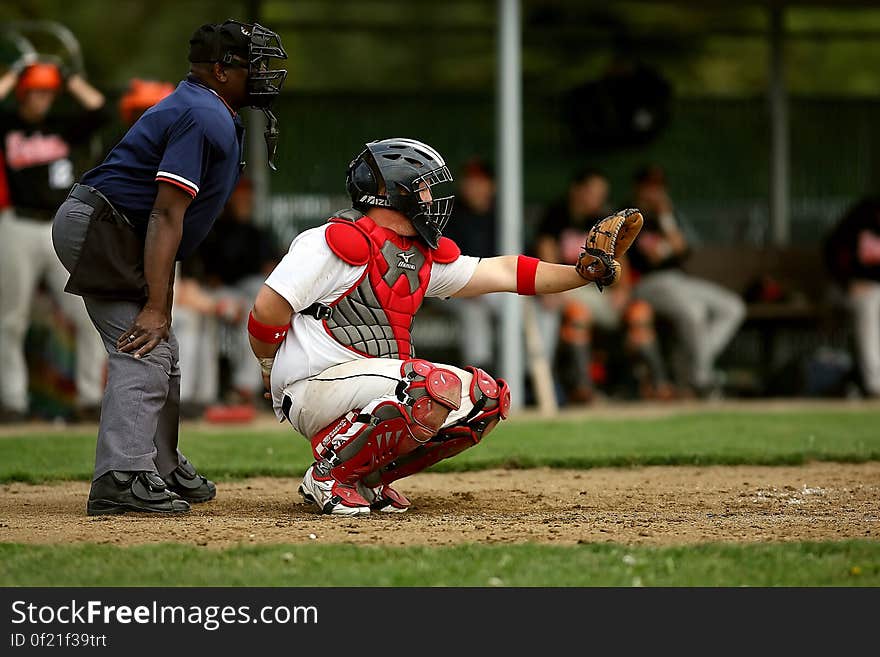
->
[[189, 19, 289, 170]]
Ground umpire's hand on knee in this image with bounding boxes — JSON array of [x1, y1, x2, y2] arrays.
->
[[117, 306, 170, 358]]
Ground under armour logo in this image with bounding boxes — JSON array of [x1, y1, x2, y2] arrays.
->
[[274, 332, 284, 339]]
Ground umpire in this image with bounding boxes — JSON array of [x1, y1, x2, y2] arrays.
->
[[50, 20, 288, 515]]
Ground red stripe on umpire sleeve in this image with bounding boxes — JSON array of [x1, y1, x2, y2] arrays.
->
[[155, 176, 198, 197]]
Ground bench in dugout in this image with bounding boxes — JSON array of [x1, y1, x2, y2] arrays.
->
[[675, 245, 858, 397]]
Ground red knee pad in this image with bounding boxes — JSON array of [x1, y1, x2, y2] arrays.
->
[[459, 367, 511, 442], [400, 359, 462, 441], [468, 367, 511, 419]]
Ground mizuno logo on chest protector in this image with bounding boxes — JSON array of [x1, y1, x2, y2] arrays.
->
[[382, 242, 424, 290], [397, 251, 417, 270]]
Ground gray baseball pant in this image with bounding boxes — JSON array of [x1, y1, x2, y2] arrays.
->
[[0, 209, 106, 412], [52, 200, 183, 481]]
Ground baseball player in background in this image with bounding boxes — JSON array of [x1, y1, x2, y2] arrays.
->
[[0, 56, 108, 424], [249, 138, 631, 515]]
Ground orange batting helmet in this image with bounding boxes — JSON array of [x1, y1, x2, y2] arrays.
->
[[15, 62, 63, 101], [118, 78, 175, 126]]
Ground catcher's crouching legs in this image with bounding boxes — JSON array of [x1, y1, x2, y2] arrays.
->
[[299, 359, 463, 515], [364, 367, 511, 493]]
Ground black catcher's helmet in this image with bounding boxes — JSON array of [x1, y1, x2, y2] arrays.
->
[[346, 138, 455, 249]]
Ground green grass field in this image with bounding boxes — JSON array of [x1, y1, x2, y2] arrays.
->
[[1, 541, 878, 587], [2, 408, 879, 587], [2, 410, 879, 483]]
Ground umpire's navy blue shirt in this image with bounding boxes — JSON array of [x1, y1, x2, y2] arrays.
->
[[81, 75, 245, 259]]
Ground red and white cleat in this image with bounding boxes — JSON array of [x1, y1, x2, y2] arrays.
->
[[358, 482, 411, 513], [299, 463, 370, 515]]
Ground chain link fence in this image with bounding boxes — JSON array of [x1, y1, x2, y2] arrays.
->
[[258, 94, 880, 249]]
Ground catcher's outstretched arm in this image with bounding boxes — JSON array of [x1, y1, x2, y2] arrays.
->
[[452, 255, 586, 298]]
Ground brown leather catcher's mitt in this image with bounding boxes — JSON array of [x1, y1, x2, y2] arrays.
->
[[575, 208, 644, 292]]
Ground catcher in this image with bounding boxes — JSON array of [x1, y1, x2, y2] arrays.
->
[[249, 138, 641, 515]]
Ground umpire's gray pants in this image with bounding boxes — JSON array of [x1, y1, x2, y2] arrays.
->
[[52, 200, 183, 481]]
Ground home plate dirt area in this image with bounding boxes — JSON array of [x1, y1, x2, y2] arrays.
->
[[1, 463, 877, 547]]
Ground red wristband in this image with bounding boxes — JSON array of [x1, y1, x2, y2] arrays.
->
[[516, 255, 539, 295], [248, 311, 289, 344]]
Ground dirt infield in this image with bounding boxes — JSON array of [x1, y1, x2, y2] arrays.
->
[[1, 462, 877, 547]]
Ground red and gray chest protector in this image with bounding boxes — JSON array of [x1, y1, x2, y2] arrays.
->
[[310, 211, 460, 359]]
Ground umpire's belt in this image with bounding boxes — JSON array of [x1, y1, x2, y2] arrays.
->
[[68, 183, 133, 227], [302, 303, 334, 320]]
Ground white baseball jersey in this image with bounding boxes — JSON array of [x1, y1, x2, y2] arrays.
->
[[264, 224, 480, 424]]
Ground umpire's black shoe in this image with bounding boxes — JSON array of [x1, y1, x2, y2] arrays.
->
[[87, 471, 191, 516], [162, 457, 216, 503]]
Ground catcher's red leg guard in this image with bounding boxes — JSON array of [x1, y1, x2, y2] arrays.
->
[[309, 360, 463, 486], [373, 367, 510, 485], [398, 359, 462, 440], [301, 401, 412, 514], [459, 366, 511, 441], [372, 433, 476, 485]]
